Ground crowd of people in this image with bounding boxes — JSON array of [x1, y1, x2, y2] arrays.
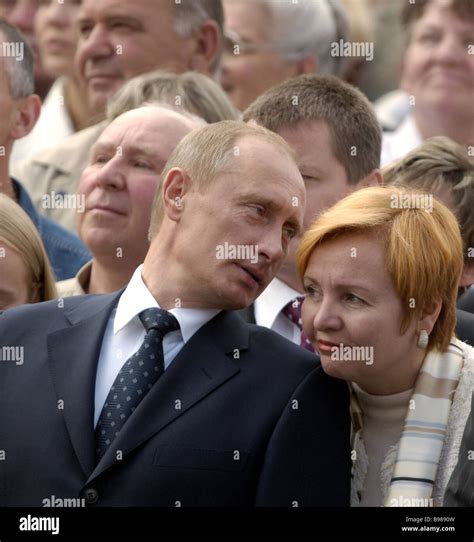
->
[[0, 0, 474, 509]]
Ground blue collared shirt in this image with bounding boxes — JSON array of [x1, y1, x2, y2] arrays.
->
[[12, 178, 91, 280]]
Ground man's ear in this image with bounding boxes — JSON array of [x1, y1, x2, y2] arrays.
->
[[162, 168, 192, 222], [295, 54, 317, 75], [189, 20, 220, 75], [355, 169, 383, 189], [10, 94, 41, 140]]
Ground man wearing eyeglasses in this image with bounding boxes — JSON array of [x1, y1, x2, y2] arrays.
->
[[220, 0, 348, 111]]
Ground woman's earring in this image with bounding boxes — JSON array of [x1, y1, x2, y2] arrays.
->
[[417, 329, 429, 349]]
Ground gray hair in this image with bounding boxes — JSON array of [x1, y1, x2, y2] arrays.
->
[[262, 0, 348, 77], [106, 70, 238, 124], [173, 0, 224, 73], [0, 18, 35, 98]]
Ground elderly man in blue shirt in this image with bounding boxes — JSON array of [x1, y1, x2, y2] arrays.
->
[[0, 18, 90, 280]]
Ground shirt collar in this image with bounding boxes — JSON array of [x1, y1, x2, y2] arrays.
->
[[76, 261, 93, 293], [114, 265, 220, 343], [11, 178, 39, 229], [255, 277, 302, 328], [393, 114, 423, 155]]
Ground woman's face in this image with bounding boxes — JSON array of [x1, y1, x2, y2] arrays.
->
[[301, 232, 427, 395], [35, 0, 81, 77], [400, 0, 474, 119], [0, 241, 36, 310]]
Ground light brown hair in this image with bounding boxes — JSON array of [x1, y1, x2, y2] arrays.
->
[[107, 70, 239, 124], [383, 136, 474, 265], [243, 74, 381, 184], [297, 186, 463, 352], [0, 195, 57, 303], [149, 120, 294, 238], [401, 0, 474, 38]]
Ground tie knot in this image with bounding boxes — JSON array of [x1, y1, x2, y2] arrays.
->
[[282, 296, 305, 327], [139, 308, 180, 335]]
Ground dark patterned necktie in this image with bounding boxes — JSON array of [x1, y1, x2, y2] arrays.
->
[[281, 296, 315, 353], [95, 307, 180, 460]]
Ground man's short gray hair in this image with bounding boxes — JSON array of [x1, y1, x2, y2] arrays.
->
[[173, 0, 224, 73], [0, 18, 35, 98], [263, 0, 348, 77]]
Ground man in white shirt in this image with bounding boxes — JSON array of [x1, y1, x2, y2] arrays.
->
[[242, 74, 382, 348], [0, 120, 352, 508]]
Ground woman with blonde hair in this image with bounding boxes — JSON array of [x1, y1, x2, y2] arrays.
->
[[0, 195, 57, 309], [298, 185, 474, 507]]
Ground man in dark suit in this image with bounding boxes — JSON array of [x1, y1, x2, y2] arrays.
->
[[0, 121, 350, 507]]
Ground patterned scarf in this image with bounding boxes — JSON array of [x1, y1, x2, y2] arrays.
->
[[349, 340, 464, 506]]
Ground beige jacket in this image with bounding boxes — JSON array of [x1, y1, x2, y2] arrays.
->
[[11, 122, 107, 234], [56, 261, 92, 298]]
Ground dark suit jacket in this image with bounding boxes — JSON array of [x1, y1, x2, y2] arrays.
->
[[0, 293, 351, 507], [237, 304, 256, 324], [456, 309, 474, 347], [458, 288, 474, 314]]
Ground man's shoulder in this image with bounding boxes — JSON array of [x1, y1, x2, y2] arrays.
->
[[458, 288, 474, 314], [243, 320, 319, 374], [0, 293, 118, 333], [38, 213, 88, 254], [236, 304, 255, 324], [31, 122, 106, 162], [11, 121, 107, 177], [36, 214, 91, 279], [456, 308, 474, 347]]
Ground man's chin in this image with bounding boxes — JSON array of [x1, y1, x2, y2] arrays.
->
[[88, 89, 116, 116], [219, 285, 262, 312]]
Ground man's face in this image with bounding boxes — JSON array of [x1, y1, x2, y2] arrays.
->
[[221, 0, 299, 111], [35, 0, 82, 78], [75, 0, 198, 113], [400, 0, 474, 117], [0, 0, 50, 84], [0, 0, 37, 43], [77, 107, 197, 264], [171, 136, 305, 310], [275, 120, 353, 290]]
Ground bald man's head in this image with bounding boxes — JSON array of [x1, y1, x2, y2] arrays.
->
[[77, 104, 206, 263]]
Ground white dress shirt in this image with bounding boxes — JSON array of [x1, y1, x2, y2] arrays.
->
[[381, 113, 423, 167], [93, 265, 220, 427], [254, 277, 302, 344], [374, 90, 410, 132]]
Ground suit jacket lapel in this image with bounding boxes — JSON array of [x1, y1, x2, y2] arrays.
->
[[47, 292, 123, 478], [236, 304, 256, 324], [88, 311, 248, 481]]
